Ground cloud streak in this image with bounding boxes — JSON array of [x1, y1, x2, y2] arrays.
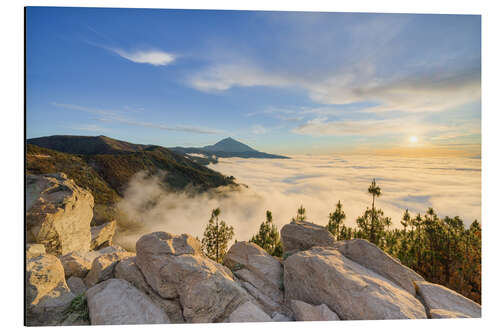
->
[[111, 48, 176, 66]]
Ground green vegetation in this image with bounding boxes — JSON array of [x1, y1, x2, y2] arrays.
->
[[291, 204, 307, 222], [64, 294, 89, 322], [201, 208, 235, 263], [327, 200, 346, 241], [250, 210, 283, 257]]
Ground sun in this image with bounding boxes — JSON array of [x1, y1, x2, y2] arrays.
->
[[409, 136, 418, 143]]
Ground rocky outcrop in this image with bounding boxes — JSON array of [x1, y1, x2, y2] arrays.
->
[[223, 241, 284, 315], [114, 256, 184, 323], [86, 278, 170, 325], [227, 301, 272, 322], [26, 173, 93, 256], [90, 220, 116, 250], [280, 220, 335, 255], [290, 300, 340, 321], [415, 281, 481, 318], [26, 253, 75, 325], [332, 239, 424, 295], [84, 251, 135, 287], [135, 232, 252, 323], [284, 247, 427, 320]]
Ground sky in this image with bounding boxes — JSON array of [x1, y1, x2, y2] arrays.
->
[[26, 7, 481, 156]]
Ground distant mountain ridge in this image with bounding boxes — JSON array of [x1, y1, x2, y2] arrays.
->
[[171, 137, 289, 160], [203, 137, 256, 153]]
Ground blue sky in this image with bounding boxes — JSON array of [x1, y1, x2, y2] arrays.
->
[[26, 7, 481, 155]]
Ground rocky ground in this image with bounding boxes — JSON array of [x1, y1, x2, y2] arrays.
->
[[25, 173, 481, 326]]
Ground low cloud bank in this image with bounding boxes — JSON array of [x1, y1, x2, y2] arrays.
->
[[114, 155, 481, 250]]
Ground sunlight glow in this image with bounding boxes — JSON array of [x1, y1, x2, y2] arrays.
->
[[409, 136, 418, 144]]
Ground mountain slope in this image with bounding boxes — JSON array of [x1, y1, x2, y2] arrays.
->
[[27, 135, 149, 155], [27, 136, 238, 223]]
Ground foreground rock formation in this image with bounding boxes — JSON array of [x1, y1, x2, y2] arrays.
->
[[25, 175, 481, 326], [284, 247, 427, 320], [26, 173, 94, 255], [415, 281, 481, 318], [26, 253, 75, 326]]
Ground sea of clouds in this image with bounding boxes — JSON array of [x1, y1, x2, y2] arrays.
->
[[114, 155, 481, 250]]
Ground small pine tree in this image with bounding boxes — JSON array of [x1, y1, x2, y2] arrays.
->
[[292, 204, 306, 222], [250, 210, 283, 257], [201, 208, 235, 263], [327, 200, 346, 241]]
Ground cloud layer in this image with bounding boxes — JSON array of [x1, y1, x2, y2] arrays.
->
[[113, 155, 481, 250]]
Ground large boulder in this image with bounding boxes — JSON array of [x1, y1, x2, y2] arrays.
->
[[290, 300, 340, 321], [90, 220, 116, 250], [223, 241, 284, 314], [26, 253, 75, 325], [86, 278, 170, 325], [136, 232, 252, 323], [227, 301, 272, 323], [84, 251, 135, 287], [26, 173, 93, 256], [280, 221, 335, 255], [284, 247, 427, 320], [115, 256, 184, 323], [332, 239, 424, 295], [415, 281, 481, 318]]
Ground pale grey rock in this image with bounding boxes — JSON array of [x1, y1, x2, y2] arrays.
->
[[415, 281, 481, 318], [227, 301, 272, 322], [224, 241, 284, 314], [280, 220, 335, 255], [67, 276, 87, 296], [26, 253, 75, 326], [90, 220, 116, 250], [332, 239, 424, 295], [115, 256, 184, 323], [86, 278, 170, 325], [26, 173, 93, 255], [284, 247, 427, 320], [26, 244, 46, 259], [429, 309, 472, 319], [84, 251, 135, 287], [272, 312, 292, 321], [290, 300, 340, 321], [136, 231, 251, 323]]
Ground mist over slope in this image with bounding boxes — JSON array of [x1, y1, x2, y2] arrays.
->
[[113, 155, 481, 250]]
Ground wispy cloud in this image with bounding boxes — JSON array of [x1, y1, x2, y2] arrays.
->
[[111, 48, 176, 66], [188, 62, 480, 114], [52, 103, 222, 135], [251, 125, 268, 135], [69, 123, 112, 133]]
